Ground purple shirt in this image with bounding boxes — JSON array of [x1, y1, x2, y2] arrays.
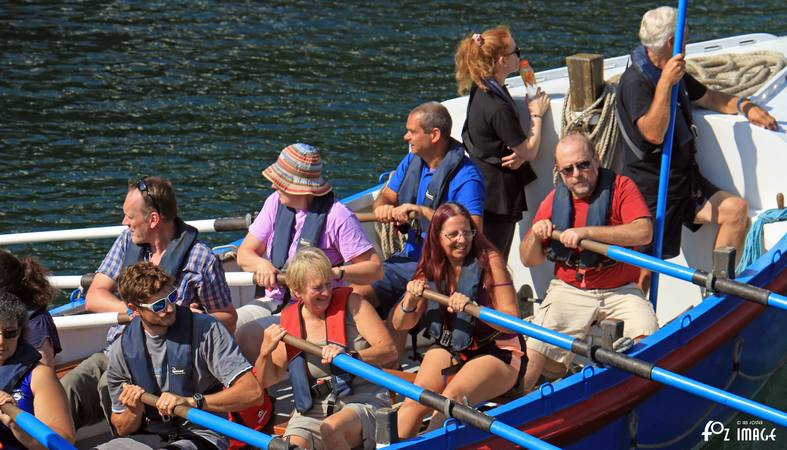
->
[[248, 192, 374, 304]]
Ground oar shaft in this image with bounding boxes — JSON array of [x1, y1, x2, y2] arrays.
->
[[355, 211, 418, 223], [0, 215, 252, 246], [0, 403, 76, 450], [281, 335, 560, 450], [425, 287, 787, 427], [549, 230, 786, 311], [139, 393, 291, 450], [48, 272, 258, 290]]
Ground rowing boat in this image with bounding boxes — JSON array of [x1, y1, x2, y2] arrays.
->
[[52, 33, 786, 448]]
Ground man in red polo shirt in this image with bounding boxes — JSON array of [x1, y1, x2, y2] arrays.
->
[[519, 133, 658, 391]]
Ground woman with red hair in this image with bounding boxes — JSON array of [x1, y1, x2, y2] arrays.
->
[[391, 203, 524, 438]]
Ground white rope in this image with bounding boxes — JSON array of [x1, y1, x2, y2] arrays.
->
[[686, 51, 785, 97], [375, 220, 406, 260]]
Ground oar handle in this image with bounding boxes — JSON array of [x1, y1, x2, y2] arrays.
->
[[355, 211, 418, 223], [139, 392, 294, 450], [282, 334, 324, 357], [0, 403, 76, 450], [213, 213, 254, 232], [549, 229, 609, 256], [421, 289, 482, 317]]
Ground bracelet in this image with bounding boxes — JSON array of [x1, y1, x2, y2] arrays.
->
[[400, 301, 417, 313], [736, 96, 749, 115], [336, 267, 345, 281]]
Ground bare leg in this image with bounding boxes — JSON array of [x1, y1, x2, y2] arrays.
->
[[397, 348, 454, 439], [425, 354, 518, 432], [320, 407, 364, 450], [694, 191, 749, 259], [521, 348, 546, 392]]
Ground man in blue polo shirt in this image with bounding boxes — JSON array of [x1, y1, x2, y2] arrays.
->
[[355, 101, 485, 353]]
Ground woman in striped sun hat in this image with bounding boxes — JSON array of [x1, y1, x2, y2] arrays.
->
[[233, 143, 384, 363]]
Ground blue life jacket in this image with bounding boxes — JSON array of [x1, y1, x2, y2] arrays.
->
[[122, 217, 198, 277], [270, 192, 334, 270], [546, 167, 616, 269], [397, 141, 466, 241], [281, 287, 352, 413], [619, 44, 696, 161], [422, 258, 485, 352], [0, 343, 40, 449], [121, 306, 198, 434]]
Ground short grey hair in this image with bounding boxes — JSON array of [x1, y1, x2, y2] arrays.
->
[[410, 101, 452, 138], [639, 6, 677, 53]]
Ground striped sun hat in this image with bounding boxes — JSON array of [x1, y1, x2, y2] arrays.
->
[[262, 143, 332, 196]]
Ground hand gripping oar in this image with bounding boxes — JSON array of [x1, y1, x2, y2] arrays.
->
[[0, 402, 76, 450], [550, 230, 787, 311], [0, 214, 253, 246], [280, 335, 561, 450], [139, 392, 294, 450], [419, 290, 787, 427]]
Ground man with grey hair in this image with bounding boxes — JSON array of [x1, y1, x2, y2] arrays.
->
[[354, 101, 485, 353], [616, 6, 777, 269]]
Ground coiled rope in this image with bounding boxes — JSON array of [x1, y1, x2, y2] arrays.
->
[[375, 219, 406, 260], [686, 51, 785, 97], [736, 208, 787, 273]]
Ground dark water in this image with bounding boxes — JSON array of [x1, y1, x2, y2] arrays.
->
[[0, 1, 784, 445]]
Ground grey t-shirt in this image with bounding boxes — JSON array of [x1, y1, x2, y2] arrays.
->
[[106, 314, 252, 450]]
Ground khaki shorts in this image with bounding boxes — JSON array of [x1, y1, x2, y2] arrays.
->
[[527, 279, 659, 366], [235, 297, 281, 331]]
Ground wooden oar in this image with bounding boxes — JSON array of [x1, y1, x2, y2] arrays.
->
[[0, 214, 253, 246], [139, 392, 293, 450], [0, 402, 76, 450], [420, 289, 787, 427], [282, 334, 561, 450], [549, 230, 787, 311], [355, 211, 418, 223]]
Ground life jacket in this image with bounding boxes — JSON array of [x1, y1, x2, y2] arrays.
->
[[422, 258, 493, 352], [121, 306, 220, 436], [0, 343, 40, 449], [122, 217, 198, 277], [397, 141, 466, 242], [269, 192, 334, 270], [616, 44, 696, 161], [546, 167, 616, 273], [281, 287, 352, 413]]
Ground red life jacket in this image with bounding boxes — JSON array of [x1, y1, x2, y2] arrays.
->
[[280, 286, 351, 412]]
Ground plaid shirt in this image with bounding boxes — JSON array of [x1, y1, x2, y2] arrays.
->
[[100, 228, 232, 348]]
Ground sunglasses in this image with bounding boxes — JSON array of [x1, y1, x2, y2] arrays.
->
[[135, 176, 162, 213], [506, 47, 521, 58], [0, 329, 20, 339], [139, 289, 178, 313], [442, 229, 476, 241], [558, 160, 592, 176]]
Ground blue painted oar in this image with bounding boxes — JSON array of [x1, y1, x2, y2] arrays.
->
[[650, 0, 690, 307], [139, 393, 292, 450], [0, 402, 76, 450], [421, 291, 787, 427], [281, 335, 561, 450], [551, 230, 787, 311]]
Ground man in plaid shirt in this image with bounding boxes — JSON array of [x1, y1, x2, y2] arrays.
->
[[60, 176, 237, 431]]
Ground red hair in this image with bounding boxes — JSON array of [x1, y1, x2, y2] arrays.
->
[[413, 203, 497, 301]]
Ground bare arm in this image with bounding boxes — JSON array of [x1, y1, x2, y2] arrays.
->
[[558, 218, 653, 249], [485, 252, 519, 333], [519, 219, 553, 267], [391, 278, 429, 331], [85, 272, 126, 313], [195, 370, 261, 413], [694, 90, 777, 130], [373, 186, 401, 223], [333, 248, 383, 285], [348, 294, 398, 366], [203, 303, 237, 335], [254, 325, 289, 389], [236, 232, 280, 290], [635, 54, 685, 145], [30, 365, 76, 445], [504, 90, 551, 169]]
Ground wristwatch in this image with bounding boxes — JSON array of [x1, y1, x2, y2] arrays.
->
[[192, 393, 205, 410]]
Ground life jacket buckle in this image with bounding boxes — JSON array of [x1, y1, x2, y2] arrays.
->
[[690, 124, 699, 140], [439, 329, 452, 348]]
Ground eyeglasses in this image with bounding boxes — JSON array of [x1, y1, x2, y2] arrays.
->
[[558, 160, 593, 176], [135, 176, 161, 213], [0, 329, 20, 339], [506, 47, 521, 58], [139, 289, 178, 313], [442, 229, 476, 241]]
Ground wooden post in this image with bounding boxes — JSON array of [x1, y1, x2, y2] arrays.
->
[[566, 53, 604, 111]]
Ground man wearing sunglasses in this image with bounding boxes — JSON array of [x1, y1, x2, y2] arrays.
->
[[518, 133, 658, 391], [97, 262, 261, 450], [62, 176, 237, 432]]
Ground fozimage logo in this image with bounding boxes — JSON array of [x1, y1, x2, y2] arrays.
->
[[702, 420, 777, 442]]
